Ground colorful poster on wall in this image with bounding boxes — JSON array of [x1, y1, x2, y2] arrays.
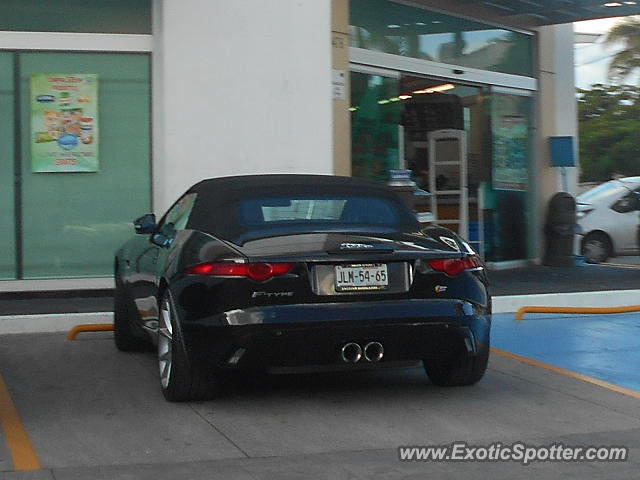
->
[[492, 114, 528, 190], [491, 94, 531, 191], [31, 74, 98, 173]]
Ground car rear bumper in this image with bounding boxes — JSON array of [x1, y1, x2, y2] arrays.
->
[[179, 299, 491, 372]]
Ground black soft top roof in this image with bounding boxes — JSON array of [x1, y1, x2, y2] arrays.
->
[[189, 174, 391, 195], [185, 174, 417, 242]]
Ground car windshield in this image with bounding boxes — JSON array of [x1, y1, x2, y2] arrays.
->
[[577, 181, 629, 204]]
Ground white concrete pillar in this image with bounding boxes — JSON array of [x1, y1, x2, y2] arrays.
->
[[534, 23, 579, 261], [152, 0, 333, 213]]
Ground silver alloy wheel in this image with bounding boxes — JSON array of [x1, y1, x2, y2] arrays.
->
[[158, 298, 173, 389]]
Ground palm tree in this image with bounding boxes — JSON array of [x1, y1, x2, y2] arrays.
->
[[605, 16, 640, 83]]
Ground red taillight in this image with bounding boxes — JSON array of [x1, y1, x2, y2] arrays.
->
[[186, 262, 293, 282], [246, 262, 293, 282], [427, 256, 481, 276]]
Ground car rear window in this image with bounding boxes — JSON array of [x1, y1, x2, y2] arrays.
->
[[186, 179, 421, 244], [237, 196, 400, 226]]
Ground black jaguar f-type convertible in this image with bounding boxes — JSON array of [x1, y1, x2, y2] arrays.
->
[[114, 174, 491, 401]]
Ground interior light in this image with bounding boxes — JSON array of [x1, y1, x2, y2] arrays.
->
[[432, 20, 443, 24], [433, 83, 456, 92], [412, 83, 456, 95], [373, 84, 455, 107], [349, 107, 357, 112], [623, 1, 636, 4], [603, 2, 623, 6], [387, 24, 401, 28], [415, 22, 426, 26]]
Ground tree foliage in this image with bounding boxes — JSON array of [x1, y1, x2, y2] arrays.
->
[[605, 17, 640, 84], [578, 84, 640, 182]]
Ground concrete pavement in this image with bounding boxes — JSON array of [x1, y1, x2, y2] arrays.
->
[[1, 260, 640, 478], [1, 332, 640, 479]]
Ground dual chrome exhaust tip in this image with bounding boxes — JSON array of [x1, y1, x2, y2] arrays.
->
[[340, 342, 384, 363]]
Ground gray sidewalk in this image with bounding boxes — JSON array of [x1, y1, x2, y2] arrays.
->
[[488, 262, 640, 296]]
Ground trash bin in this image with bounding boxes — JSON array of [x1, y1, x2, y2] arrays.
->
[[543, 192, 579, 267], [633, 191, 640, 252]]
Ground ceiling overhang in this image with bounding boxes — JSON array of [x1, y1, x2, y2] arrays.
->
[[408, 0, 640, 29]]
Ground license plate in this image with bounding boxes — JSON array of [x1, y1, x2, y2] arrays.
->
[[335, 264, 388, 292]]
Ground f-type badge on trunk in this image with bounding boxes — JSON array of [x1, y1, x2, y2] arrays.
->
[[251, 291, 294, 298]]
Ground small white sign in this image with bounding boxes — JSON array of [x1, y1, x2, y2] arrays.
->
[[332, 69, 346, 100]]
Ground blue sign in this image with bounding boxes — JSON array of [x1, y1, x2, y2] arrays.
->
[[57, 133, 79, 151], [549, 136, 575, 167]]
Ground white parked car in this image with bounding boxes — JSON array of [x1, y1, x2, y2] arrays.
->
[[577, 177, 640, 263]]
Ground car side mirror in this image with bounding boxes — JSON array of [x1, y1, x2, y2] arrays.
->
[[134, 213, 157, 234]]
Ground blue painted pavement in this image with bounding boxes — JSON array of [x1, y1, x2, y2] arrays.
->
[[492, 312, 640, 392]]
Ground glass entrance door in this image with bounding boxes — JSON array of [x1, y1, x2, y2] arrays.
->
[[486, 90, 534, 261], [349, 68, 534, 261], [350, 68, 401, 181], [399, 75, 488, 252]]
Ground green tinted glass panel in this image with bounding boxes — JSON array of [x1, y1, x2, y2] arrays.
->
[[0, 53, 16, 279], [350, 0, 533, 77], [20, 53, 151, 278], [486, 93, 533, 262], [0, 0, 150, 34], [351, 72, 400, 181]]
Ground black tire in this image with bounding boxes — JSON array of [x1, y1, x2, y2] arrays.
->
[[582, 232, 612, 264], [158, 293, 218, 402], [113, 285, 147, 352], [424, 346, 489, 387]]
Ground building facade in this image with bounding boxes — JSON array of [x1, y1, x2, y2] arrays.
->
[[0, 0, 635, 291]]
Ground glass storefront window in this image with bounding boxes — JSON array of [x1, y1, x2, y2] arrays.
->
[[350, 0, 533, 77], [0, 53, 16, 279], [350, 71, 401, 181], [0, 0, 151, 34], [19, 52, 151, 278]]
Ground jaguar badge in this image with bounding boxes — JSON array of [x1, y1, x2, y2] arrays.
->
[[435, 285, 448, 294]]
